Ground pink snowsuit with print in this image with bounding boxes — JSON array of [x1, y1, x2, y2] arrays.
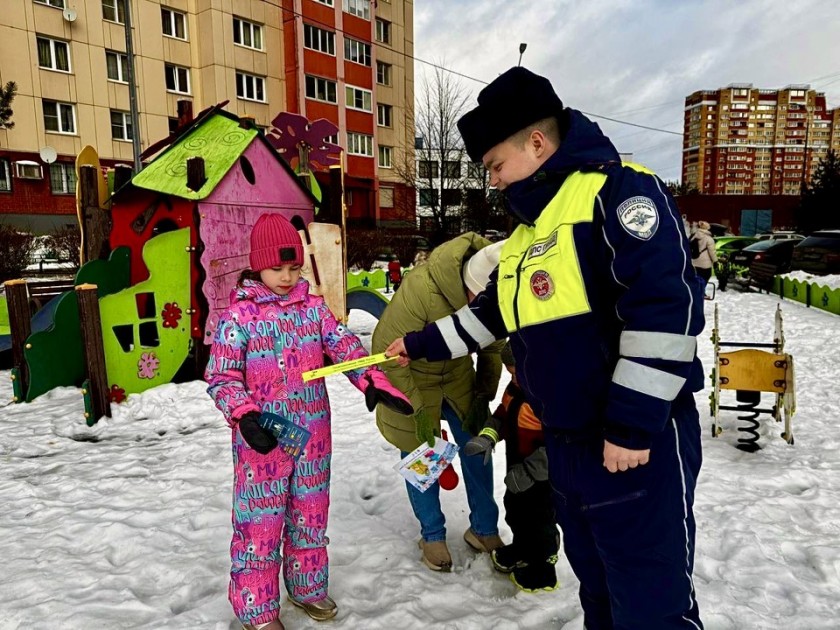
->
[[206, 278, 371, 626]]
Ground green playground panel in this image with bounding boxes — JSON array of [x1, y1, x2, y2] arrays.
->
[[0, 295, 8, 336], [347, 269, 388, 290], [99, 228, 192, 397], [23, 248, 132, 402]]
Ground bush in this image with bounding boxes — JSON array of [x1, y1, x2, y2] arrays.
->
[[0, 225, 37, 283], [43, 225, 81, 263]]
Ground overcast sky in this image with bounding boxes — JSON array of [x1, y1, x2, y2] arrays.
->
[[414, 0, 840, 181]]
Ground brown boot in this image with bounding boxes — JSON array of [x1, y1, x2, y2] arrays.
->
[[243, 620, 285, 630], [418, 539, 452, 572], [288, 594, 338, 621], [464, 528, 504, 553]]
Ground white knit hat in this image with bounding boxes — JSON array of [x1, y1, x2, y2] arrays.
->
[[463, 240, 506, 295]]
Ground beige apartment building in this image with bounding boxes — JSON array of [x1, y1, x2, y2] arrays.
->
[[683, 84, 840, 196], [0, 0, 415, 231]]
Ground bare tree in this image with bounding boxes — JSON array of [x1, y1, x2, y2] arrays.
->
[[0, 81, 17, 131], [394, 65, 472, 243]]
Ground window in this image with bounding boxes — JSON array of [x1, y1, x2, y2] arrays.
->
[[376, 61, 392, 86], [467, 163, 484, 179], [233, 17, 263, 50], [344, 37, 371, 66], [0, 160, 11, 191], [378, 145, 392, 168], [14, 161, 43, 179], [102, 0, 126, 24], [442, 188, 462, 206], [110, 110, 133, 141], [305, 75, 337, 103], [375, 18, 391, 44], [106, 50, 129, 82], [236, 72, 266, 102], [442, 161, 461, 178], [43, 100, 76, 134], [344, 0, 369, 20], [49, 163, 76, 194], [419, 188, 438, 206], [34, 0, 65, 7], [313, 0, 334, 5], [347, 132, 373, 156], [418, 160, 438, 178], [168, 117, 179, 134], [377, 103, 392, 127], [346, 85, 372, 112], [164, 64, 190, 94], [379, 186, 394, 207], [37, 36, 70, 72], [161, 8, 187, 40], [303, 24, 335, 55]]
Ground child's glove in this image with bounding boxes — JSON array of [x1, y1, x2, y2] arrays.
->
[[464, 395, 491, 435], [463, 427, 499, 466], [414, 408, 437, 448], [504, 447, 549, 493], [238, 412, 278, 455], [362, 370, 414, 415]]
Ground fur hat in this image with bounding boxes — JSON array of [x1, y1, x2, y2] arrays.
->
[[457, 67, 565, 162], [249, 213, 304, 272], [463, 240, 506, 296], [698, 221, 710, 230]]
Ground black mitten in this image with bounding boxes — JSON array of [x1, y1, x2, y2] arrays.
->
[[238, 412, 277, 454]]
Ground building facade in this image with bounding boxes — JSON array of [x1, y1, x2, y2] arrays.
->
[[0, 0, 414, 232], [683, 84, 840, 196]]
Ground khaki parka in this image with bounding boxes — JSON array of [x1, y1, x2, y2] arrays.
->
[[372, 232, 504, 452]]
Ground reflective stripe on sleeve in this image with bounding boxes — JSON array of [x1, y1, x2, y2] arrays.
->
[[436, 316, 469, 358], [454, 304, 497, 349], [612, 358, 686, 401], [620, 331, 697, 362]]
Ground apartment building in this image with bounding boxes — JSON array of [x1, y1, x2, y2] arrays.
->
[[682, 84, 840, 196], [0, 0, 414, 232], [281, 0, 415, 227]]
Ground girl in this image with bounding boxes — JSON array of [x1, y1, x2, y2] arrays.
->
[[206, 213, 412, 630]]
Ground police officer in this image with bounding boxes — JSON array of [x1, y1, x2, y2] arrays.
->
[[386, 67, 706, 630]]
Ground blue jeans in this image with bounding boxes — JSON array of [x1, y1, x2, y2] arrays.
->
[[402, 401, 499, 542]]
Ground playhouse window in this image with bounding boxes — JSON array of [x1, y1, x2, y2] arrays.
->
[[49, 163, 76, 194], [236, 72, 266, 103], [233, 17, 263, 50]]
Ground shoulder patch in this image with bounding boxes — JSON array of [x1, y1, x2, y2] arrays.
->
[[617, 196, 659, 241]]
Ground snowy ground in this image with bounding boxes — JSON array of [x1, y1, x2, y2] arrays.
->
[[1, 285, 839, 629]]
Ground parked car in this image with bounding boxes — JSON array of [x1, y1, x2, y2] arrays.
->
[[748, 239, 801, 290], [714, 236, 758, 257], [731, 237, 803, 270], [790, 230, 840, 275], [756, 231, 805, 241]]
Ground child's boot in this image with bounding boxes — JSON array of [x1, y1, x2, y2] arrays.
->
[[289, 595, 338, 621], [419, 539, 452, 572], [463, 528, 504, 553], [491, 543, 527, 573], [510, 556, 559, 593], [243, 620, 285, 630]]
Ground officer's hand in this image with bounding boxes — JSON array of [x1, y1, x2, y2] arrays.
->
[[385, 338, 410, 367], [603, 440, 650, 473]]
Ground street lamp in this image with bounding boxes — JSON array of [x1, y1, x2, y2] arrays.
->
[[518, 43, 527, 66]]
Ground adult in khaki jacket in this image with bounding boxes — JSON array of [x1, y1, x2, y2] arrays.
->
[[372, 232, 504, 571]]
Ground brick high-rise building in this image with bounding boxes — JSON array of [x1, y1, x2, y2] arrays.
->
[[0, 0, 414, 232], [682, 84, 840, 196]]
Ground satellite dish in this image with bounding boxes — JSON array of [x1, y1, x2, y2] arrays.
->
[[39, 146, 58, 164], [62, 8, 77, 22]]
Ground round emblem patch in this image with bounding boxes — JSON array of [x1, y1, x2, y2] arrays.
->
[[530, 270, 554, 300], [617, 196, 659, 240]]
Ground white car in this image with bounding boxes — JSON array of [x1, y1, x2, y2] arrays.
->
[[756, 231, 805, 241]]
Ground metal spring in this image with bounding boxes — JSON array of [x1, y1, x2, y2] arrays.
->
[[736, 400, 762, 453]]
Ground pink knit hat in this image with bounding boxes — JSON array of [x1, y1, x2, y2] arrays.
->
[[249, 214, 304, 271]]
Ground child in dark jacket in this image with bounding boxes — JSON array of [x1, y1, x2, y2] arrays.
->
[[465, 342, 560, 592]]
